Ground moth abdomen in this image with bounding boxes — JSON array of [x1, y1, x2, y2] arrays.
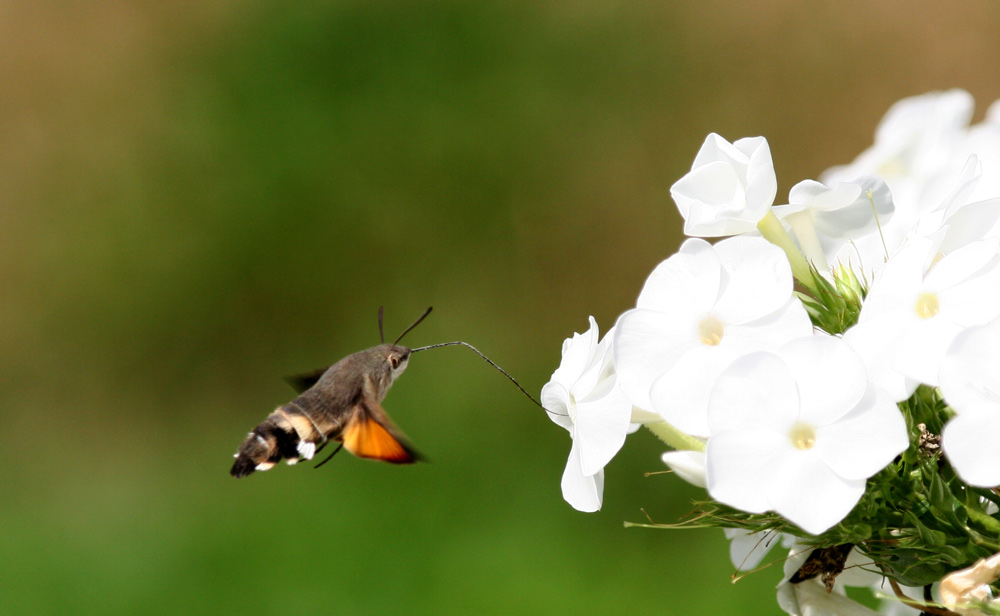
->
[[229, 401, 334, 478]]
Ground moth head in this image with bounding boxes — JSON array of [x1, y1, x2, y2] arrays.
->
[[384, 344, 411, 384]]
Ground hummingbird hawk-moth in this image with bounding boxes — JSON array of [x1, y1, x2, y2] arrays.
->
[[230, 306, 557, 478], [229, 308, 430, 477]]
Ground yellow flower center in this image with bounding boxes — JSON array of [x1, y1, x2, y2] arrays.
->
[[789, 422, 817, 450], [914, 292, 940, 319], [698, 315, 725, 346]]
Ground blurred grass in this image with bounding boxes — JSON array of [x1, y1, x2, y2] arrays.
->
[[5, 1, 1000, 614]]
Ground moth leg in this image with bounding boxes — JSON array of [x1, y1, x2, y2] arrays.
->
[[313, 443, 345, 469]]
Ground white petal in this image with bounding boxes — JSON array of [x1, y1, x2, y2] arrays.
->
[[938, 257, 1000, 325], [540, 382, 574, 432], [876, 90, 972, 142], [940, 321, 1000, 412], [661, 450, 706, 488], [741, 136, 778, 219], [789, 178, 861, 211], [814, 386, 909, 481], [706, 429, 792, 514], [859, 239, 934, 320], [546, 317, 599, 391], [560, 440, 604, 512], [573, 384, 632, 476], [614, 308, 699, 411], [673, 161, 754, 236], [721, 298, 813, 354], [942, 413, 1000, 487], [843, 319, 919, 402], [692, 132, 747, 169], [924, 238, 1000, 291], [939, 198, 1000, 255], [636, 239, 721, 312], [939, 154, 983, 219], [708, 351, 800, 433], [713, 236, 796, 325], [780, 335, 867, 426], [651, 345, 736, 437], [725, 528, 788, 572], [892, 318, 963, 386], [767, 451, 866, 535], [814, 176, 894, 240]]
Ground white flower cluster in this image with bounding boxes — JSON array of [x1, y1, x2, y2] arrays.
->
[[543, 89, 1000, 540]]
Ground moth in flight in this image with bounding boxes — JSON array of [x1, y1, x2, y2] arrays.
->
[[230, 307, 556, 478], [230, 308, 429, 477]]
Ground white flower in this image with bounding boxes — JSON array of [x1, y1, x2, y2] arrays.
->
[[777, 544, 893, 616], [541, 317, 633, 512], [822, 90, 978, 276], [773, 176, 894, 270], [822, 89, 974, 216], [705, 334, 908, 535], [670, 133, 777, 237], [844, 237, 1000, 401], [614, 235, 812, 437], [938, 319, 1000, 487]]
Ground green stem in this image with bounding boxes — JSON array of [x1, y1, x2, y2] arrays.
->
[[757, 210, 819, 296], [786, 214, 830, 272], [645, 420, 706, 452]]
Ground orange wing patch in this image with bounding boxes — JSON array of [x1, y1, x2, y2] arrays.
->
[[342, 415, 418, 463]]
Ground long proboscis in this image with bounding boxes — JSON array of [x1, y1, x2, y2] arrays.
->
[[411, 341, 566, 417]]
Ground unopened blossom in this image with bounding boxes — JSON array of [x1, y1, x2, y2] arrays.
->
[[939, 319, 1000, 487], [844, 236, 1000, 401], [670, 133, 777, 237], [706, 335, 908, 535], [541, 317, 632, 512], [614, 236, 812, 437]]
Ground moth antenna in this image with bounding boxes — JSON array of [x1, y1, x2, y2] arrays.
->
[[378, 305, 385, 344], [393, 307, 433, 345], [411, 341, 568, 418]]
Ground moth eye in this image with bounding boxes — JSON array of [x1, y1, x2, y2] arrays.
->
[[389, 356, 400, 369]]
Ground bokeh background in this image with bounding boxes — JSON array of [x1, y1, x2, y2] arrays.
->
[[6, 1, 1000, 614]]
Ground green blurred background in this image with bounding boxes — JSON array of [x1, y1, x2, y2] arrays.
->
[[5, 1, 1000, 614]]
